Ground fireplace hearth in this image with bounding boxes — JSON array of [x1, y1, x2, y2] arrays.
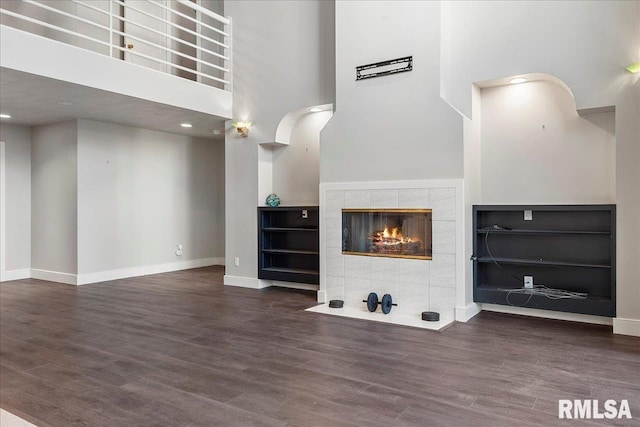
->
[[342, 209, 432, 260]]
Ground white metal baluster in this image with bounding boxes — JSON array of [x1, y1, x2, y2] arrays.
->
[[225, 17, 232, 92], [109, 0, 113, 58]]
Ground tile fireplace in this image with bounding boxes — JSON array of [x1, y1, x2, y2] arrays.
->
[[310, 179, 465, 330]]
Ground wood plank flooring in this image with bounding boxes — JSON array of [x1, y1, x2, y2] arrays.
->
[[1, 266, 639, 426]]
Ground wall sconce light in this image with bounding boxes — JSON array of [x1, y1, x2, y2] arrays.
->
[[626, 63, 639, 74], [232, 121, 252, 137]]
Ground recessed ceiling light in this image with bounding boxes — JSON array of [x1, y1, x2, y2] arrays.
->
[[56, 101, 73, 106], [309, 107, 323, 113], [212, 130, 222, 135], [181, 123, 192, 128], [510, 77, 527, 84], [0, 114, 11, 119]]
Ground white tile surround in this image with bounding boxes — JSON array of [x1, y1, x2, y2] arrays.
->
[[313, 180, 465, 329]]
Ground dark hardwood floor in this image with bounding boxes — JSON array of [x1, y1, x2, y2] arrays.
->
[[1, 266, 639, 426]]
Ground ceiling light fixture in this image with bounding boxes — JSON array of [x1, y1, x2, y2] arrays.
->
[[0, 114, 11, 119], [309, 107, 323, 113], [181, 123, 193, 128], [626, 63, 640, 74], [213, 130, 222, 135], [510, 77, 527, 84], [232, 121, 252, 137], [57, 101, 73, 106]]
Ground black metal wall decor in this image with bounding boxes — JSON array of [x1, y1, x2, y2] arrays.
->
[[356, 56, 412, 80]]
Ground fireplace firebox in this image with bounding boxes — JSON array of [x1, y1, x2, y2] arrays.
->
[[342, 209, 432, 260]]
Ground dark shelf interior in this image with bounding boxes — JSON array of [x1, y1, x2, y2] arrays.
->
[[476, 228, 610, 236], [262, 249, 319, 255], [259, 207, 319, 286], [475, 256, 611, 269], [474, 286, 613, 317], [473, 205, 615, 317], [262, 267, 320, 275]]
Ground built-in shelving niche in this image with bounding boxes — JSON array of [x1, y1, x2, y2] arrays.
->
[[258, 207, 319, 286], [472, 205, 615, 317]]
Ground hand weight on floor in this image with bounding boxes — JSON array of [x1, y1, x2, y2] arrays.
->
[[364, 292, 379, 312], [362, 292, 398, 314]]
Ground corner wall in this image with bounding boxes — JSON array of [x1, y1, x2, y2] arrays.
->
[[441, 0, 639, 333], [480, 81, 616, 204], [440, 0, 639, 118], [272, 111, 332, 206], [0, 124, 31, 280], [224, 0, 335, 286], [321, 1, 462, 183], [31, 120, 78, 281], [76, 119, 225, 282], [614, 79, 640, 336], [318, 1, 468, 325]]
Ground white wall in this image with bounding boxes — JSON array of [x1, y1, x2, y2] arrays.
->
[[0, 124, 31, 276], [224, 0, 335, 284], [614, 78, 640, 334], [440, 0, 639, 330], [320, 0, 463, 183], [461, 84, 482, 313], [31, 120, 78, 275], [480, 80, 616, 204], [76, 119, 224, 276], [440, 0, 639, 118], [272, 111, 332, 206]]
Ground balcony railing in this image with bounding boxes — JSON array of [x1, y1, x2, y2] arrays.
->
[[0, 0, 231, 91]]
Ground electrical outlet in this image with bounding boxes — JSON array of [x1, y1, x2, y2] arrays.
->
[[524, 275, 534, 289], [175, 243, 183, 256], [524, 210, 533, 221], [234, 257, 240, 267], [302, 209, 308, 219]]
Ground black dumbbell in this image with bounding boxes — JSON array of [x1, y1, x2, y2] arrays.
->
[[363, 292, 398, 314]]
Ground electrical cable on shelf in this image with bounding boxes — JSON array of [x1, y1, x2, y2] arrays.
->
[[484, 226, 588, 307], [485, 228, 522, 284], [501, 286, 588, 307]]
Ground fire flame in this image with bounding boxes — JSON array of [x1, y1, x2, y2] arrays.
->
[[382, 227, 400, 239], [375, 227, 413, 245]]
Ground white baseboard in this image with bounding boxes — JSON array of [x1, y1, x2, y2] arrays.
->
[[0, 269, 31, 282], [30, 269, 78, 285], [480, 303, 613, 326], [455, 303, 481, 322], [613, 317, 640, 337], [223, 275, 272, 289], [77, 257, 223, 285]]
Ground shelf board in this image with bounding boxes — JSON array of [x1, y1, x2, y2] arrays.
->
[[261, 267, 319, 275], [262, 227, 318, 232], [477, 285, 612, 303], [476, 256, 611, 269], [476, 228, 610, 236], [262, 249, 319, 255], [474, 286, 614, 317]]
